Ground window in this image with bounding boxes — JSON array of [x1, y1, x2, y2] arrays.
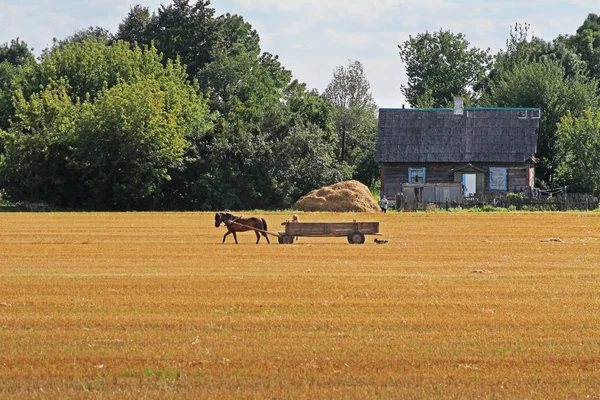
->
[[408, 167, 426, 183], [489, 168, 507, 191]]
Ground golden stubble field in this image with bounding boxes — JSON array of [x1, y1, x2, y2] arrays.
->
[[1, 211, 600, 399]]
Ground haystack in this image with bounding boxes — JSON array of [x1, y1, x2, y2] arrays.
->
[[293, 180, 380, 212]]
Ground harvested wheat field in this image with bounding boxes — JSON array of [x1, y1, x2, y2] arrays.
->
[[1, 211, 600, 399]]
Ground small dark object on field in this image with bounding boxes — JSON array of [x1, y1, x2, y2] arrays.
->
[[374, 239, 388, 244], [541, 237, 562, 243]]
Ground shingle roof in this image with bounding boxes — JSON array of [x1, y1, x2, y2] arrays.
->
[[375, 108, 540, 163]]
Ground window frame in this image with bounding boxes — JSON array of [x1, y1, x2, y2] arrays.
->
[[408, 167, 426, 183], [489, 167, 507, 191]]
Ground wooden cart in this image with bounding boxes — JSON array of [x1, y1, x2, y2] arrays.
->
[[278, 221, 381, 244]]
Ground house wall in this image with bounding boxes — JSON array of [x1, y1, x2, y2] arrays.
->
[[381, 162, 533, 198]]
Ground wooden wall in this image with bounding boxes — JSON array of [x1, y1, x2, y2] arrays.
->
[[381, 162, 533, 198]]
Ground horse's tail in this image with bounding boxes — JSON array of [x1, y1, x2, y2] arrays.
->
[[261, 218, 268, 233]]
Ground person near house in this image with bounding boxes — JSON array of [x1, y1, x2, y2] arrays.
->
[[379, 195, 388, 213]]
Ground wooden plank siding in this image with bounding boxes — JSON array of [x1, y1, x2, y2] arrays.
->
[[375, 106, 540, 205], [283, 222, 380, 237], [381, 162, 533, 199]]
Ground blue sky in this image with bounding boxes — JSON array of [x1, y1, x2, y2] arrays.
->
[[0, 0, 597, 107]]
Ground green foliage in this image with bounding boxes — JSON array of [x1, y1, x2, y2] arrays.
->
[[507, 192, 525, 205], [555, 109, 600, 194], [0, 195, 16, 212], [0, 62, 18, 130], [54, 26, 113, 47], [115, 5, 153, 46], [398, 29, 492, 107], [482, 58, 599, 184], [489, 23, 587, 84], [0, 38, 35, 66], [0, 39, 213, 210], [568, 14, 600, 82], [76, 75, 212, 210], [0, 39, 36, 129], [33, 38, 174, 104], [447, 205, 510, 213], [145, 0, 217, 79], [0, 81, 81, 205]]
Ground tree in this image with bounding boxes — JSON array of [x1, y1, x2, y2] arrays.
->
[[115, 5, 153, 46], [568, 14, 600, 82], [0, 81, 82, 206], [0, 39, 35, 130], [555, 109, 600, 194], [76, 74, 212, 210], [323, 59, 378, 186], [398, 29, 492, 108], [1, 39, 213, 210], [481, 23, 588, 98], [0, 38, 35, 66], [30, 38, 181, 105], [54, 26, 113, 47], [482, 58, 599, 185], [146, 0, 217, 80]]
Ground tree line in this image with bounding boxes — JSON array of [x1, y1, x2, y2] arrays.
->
[[0, 0, 377, 210], [1, 2, 600, 210]]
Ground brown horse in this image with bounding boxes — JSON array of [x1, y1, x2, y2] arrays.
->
[[215, 212, 271, 244]]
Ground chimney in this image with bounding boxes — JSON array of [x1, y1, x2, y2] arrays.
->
[[453, 96, 464, 115]]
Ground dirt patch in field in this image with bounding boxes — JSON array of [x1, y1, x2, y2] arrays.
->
[[292, 180, 380, 212]]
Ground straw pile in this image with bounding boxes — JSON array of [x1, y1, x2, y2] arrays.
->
[[293, 180, 380, 212]]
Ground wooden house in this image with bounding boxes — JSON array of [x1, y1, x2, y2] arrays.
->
[[375, 99, 540, 200]]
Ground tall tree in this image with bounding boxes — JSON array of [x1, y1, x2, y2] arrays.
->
[[398, 29, 492, 108], [482, 23, 587, 97], [76, 75, 212, 210], [0, 81, 82, 206], [54, 26, 113, 47], [0, 39, 213, 209], [0, 39, 35, 129], [31, 38, 178, 104], [146, 0, 217, 80], [555, 109, 600, 194], [115, 5, 153, 46], [568, 13, 600, 82], [324, 59, 378, 186], [482, 58, 599, 186], [0, 38, 35, 66]]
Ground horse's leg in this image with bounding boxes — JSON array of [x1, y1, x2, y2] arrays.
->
[[255, 230, 261, 244], [260, 218, 270, 244], [232, 231, 238, 244], [222, 231, 231, 243]]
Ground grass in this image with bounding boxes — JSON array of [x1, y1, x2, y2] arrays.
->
[[0, 197, 16, 212], [1, 211, 600, 398]]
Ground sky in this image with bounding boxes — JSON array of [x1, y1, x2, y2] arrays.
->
[[0, 0, 598, 108]]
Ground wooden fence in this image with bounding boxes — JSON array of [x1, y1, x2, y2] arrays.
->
[[395, 191, 599, 211]]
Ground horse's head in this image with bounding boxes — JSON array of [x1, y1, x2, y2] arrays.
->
[[215, 212, 235, 227]]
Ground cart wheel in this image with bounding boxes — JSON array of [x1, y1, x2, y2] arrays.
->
[[347, 231, 365, 244], [279, 233, 294, 244]]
